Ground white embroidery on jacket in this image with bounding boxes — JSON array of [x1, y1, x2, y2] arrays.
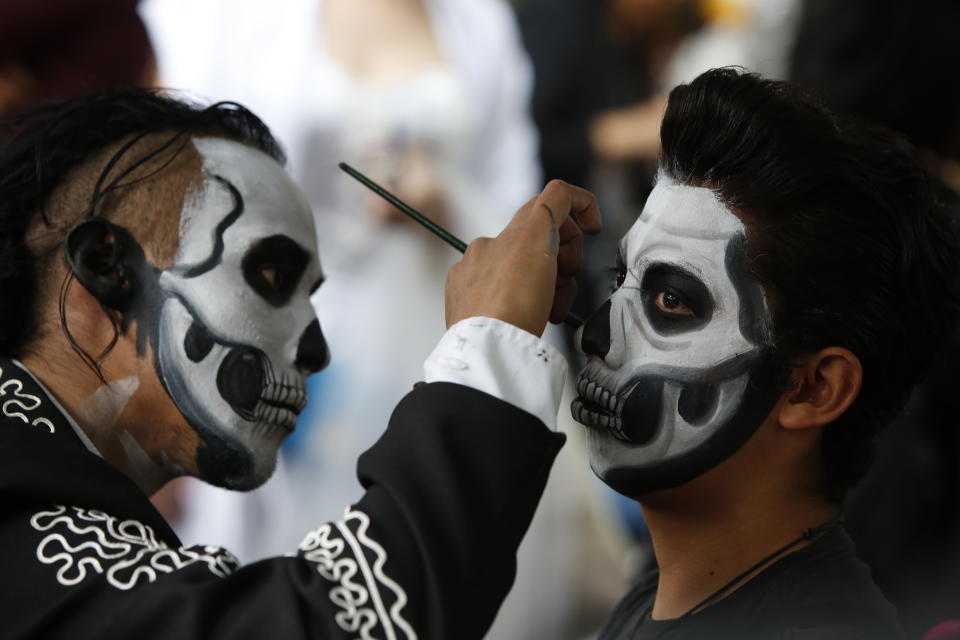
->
[[0, 367, 56, 433], [298, 507, 417, 640], [30, 505, 240, 590]]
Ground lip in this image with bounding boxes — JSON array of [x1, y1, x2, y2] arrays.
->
[[257, 381, 307, 432], [256, 404, 297, 432], [260, 381, 307, 414], [571, 374, 630, 441]]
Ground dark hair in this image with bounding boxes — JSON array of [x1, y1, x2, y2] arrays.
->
[[660, 68, 960, 502], [0, 86, 284, 362]]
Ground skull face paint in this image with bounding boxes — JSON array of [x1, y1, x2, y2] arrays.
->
[[572, 173, 781, 496], [155, 138, 328, 489]]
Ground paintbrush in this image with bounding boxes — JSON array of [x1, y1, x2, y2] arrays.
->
[[339, 162, 584, 329]]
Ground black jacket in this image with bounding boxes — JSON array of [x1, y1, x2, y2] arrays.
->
[[0, 360, 564, 639]]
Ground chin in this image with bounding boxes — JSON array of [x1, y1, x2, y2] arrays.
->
[[193, 423, 286, 491]]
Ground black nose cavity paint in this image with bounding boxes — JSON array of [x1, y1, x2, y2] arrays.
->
[[295, 320, 329, 372], [581, 300, 612, 359], [217, 347, 264, 414]]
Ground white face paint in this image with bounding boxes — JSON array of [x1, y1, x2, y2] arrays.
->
[[155, 138, 328, 489], [573, 173, 778, 496]]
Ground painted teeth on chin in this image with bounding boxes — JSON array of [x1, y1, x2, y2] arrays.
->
[[577, 375, 622, 414], [261, 380, 307, 413], [254, 402, 297, 431], [573, 398, 630, 441]]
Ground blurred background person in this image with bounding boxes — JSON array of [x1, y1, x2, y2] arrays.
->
[[790, 1, 960, 636], [142, 0, 632, 637], [0, 0, 154, 122]]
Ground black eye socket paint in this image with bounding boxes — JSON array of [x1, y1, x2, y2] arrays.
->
[[641, 264, 714, 335], [241, 235, 309, 307]]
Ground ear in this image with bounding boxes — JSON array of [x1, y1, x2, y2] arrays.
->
[[777, 347, 863, 431], [65, 218, 137, 312]]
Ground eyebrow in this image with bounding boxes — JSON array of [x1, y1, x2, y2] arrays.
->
[[647, 263, 700, 280], [309, 276, 325, 294]]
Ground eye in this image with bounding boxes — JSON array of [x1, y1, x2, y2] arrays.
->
[[242, 235, 310, 307], [260, 266, 280, 288], [653, 290, 694, 316], [640, 263, 714, 335]]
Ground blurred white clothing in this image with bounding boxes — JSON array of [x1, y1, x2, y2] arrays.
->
[[666, 0, 802, 85]]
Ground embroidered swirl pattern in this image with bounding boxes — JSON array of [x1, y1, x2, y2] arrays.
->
[[30, 506, 240, 590], [0, 366, 56, 433], [299, 507, 417, 640]]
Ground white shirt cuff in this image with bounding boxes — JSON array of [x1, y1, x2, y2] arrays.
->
[[423, 317, 567, 430]]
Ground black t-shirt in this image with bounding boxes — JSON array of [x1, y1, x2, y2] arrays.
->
[[600, 527, 904, 640]]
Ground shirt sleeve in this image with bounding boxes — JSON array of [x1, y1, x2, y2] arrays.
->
[[423, 316, 568, 430]]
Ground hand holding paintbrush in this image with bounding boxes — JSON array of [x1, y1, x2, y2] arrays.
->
[[340, 163, 597, 332]]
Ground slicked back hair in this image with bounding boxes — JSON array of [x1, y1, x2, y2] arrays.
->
[[660, 68, 960, 502]]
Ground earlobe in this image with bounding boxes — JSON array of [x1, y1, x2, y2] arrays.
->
[[778, 348, 862, 431], [65, 218, 137, 312]]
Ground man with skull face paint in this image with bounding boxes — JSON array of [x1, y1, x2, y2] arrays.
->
[[0, 89, 600, 639], [577, 69, 960, 638]]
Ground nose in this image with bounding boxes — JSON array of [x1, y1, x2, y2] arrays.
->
[[580, 300, 611, 359], [295, 319, 330, 373]]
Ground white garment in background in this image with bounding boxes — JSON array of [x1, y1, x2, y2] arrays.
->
[[665, 0, 801, 85]]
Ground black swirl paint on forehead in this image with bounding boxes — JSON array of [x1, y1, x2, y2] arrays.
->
[[166, 174, 244, 279]]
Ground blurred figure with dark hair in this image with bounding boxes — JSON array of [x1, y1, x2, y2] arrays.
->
[[791, 3, 960, 635], [0, 0, 154, 120]]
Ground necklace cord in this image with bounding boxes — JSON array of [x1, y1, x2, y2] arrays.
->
[[679, 517, 843, 619]]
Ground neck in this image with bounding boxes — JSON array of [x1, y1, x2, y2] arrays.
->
[[21, 345, 180, 496], [640, 477, 837, 620]]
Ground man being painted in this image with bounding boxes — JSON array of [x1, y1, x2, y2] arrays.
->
[[574, 68, 959, 638], [0, 89, 600, 639]]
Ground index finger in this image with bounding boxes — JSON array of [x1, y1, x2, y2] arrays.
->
[[504, 181, 602, 238], [537, 180, 602, 236]]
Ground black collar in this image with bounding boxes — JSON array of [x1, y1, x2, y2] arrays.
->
[[0, 358, 88, 448], [0, 358, 179, 541]]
